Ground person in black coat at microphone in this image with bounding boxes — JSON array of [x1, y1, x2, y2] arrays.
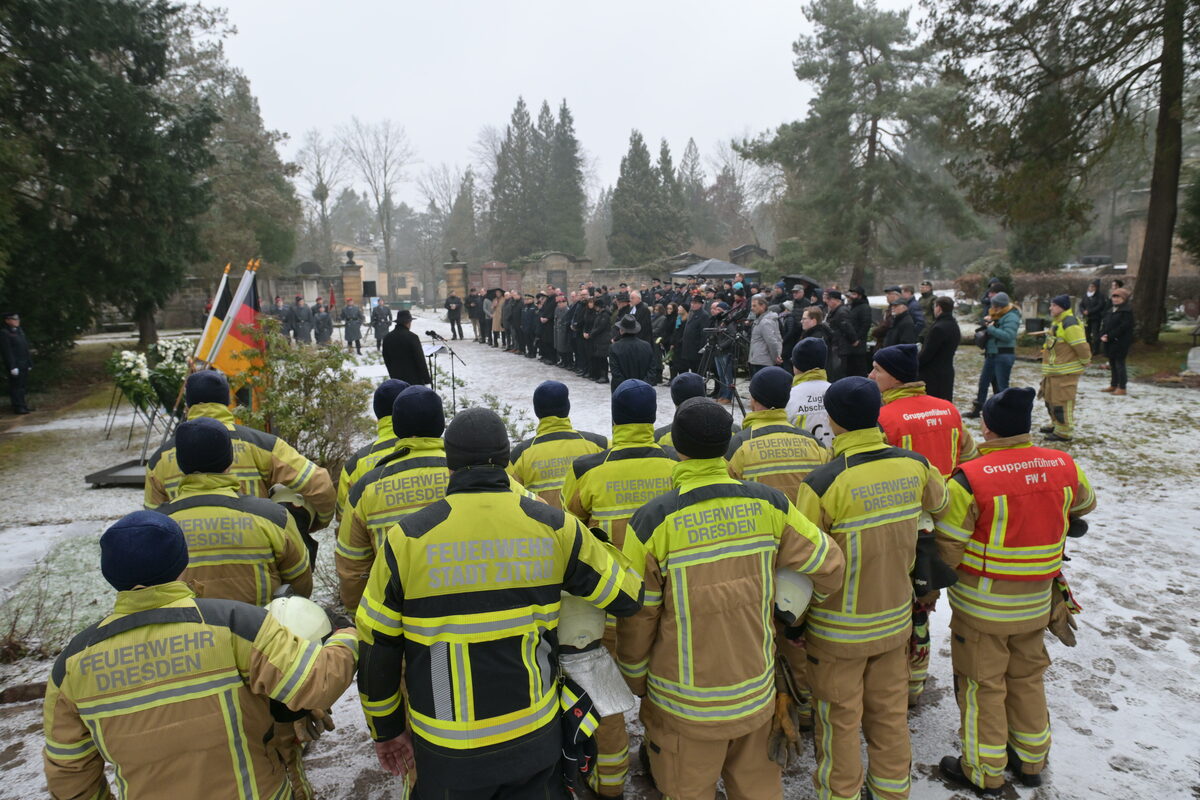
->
[[382, 309, 431, 385]]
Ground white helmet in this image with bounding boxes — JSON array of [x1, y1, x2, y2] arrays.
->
[[774, 570, 814, 626], [266, 596, 332, 643], [558, 593, 606, 651]]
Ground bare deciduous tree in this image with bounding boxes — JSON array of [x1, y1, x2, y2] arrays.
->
[[338, 117, 414, 289], [296, 128, 345, 267], [418, 162, 464, 225]]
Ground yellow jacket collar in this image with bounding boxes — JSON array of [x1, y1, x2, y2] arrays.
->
[[375, 416, 395, 440], [535, 416, 575, 436], [176, 473, 240, 498], [743, 408, 789, 429], [113, 581, 196, 615], [672, 457, 737, 490], [831, 426, 887, 457], [881, 382, 927, 404], [977, 433, 1033, 455], [792, 368, 827, 385], [612, 423, 654, 447], [395, 436, 446, 456], [187, 403, 236, 428]]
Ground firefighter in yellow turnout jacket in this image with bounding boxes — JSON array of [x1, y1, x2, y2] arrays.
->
[[43, 511, 358, 800], [934, 387, 1095, 796], [794, 377, 947, 800], [727, 366, 829, 497], [356, 408, 644, 797], [1037, 295, 1091, 441], [507, 381, 607, 507], [337, 386, 449, 611], [146, 371, 335, 550], [559, 379, 677, 797], [655, 372, 740, 447], [619, 397, 846, 800], [159, 418, 311, 605], [336, 379, 408, 521]]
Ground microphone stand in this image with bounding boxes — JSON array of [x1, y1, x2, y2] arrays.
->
[[427, 332, 467, 411]]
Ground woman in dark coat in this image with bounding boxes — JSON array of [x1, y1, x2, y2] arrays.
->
[[918, 296, 961, 401], [1099, 287, 1134, 395], [587, 297, 611, 383]]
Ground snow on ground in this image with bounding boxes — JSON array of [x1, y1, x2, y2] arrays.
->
[[1, 307, 1199, 799]]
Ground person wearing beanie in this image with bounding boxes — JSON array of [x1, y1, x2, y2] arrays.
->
[[559, 378, 677, 797], [145, 371, 335, 544], [1099, 286, 1134, 394], [933, 386, 1096, 796], [618, 396, 844, 800], [1036, 294, 1091, 441], [787, 338, 834, 447], [918, 295, 961, 401], [655, 372, 741, 446], [794, 377, 948, 800], [871, 345, 978, 703], [608, 314, 655, 392], [883, 296, 918, 347], [507, 382, 607, 508], [727, 367, 828, 499], [357, 409, 642, 799], [160, 419, 312, 605], [337, 379, 410, 521], [45, 511, 358, 800], [967, 291, 1022, 419], [382, 307, 432, 386], [336, 386, 451, 611]]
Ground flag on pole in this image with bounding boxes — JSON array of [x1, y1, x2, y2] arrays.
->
[[195, 263, 232, 361], [211, 259, 265, 376]]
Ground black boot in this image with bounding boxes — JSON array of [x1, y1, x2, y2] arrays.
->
[[964, 403, 982, 419], [939, 755, 1003, 797], [1006, 745, 1043, 787]]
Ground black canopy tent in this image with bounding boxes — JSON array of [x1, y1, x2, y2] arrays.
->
[[669, 258, 759, 282], [782, 274, 823, 292]]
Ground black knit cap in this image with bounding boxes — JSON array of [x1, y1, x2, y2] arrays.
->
[[100, 511, 189, 591], [670, 372, 705, 406], [392, 386, 445, 439], [824, 376, 881, 432], [185, 370, 230, 406], [982, 386, 1035, 437], [749, 367, 792, 409], [671, 397, 732, 459], [175, 417, 233, 475], [373, 379, 410, 420], [612, 379, 656, 425], [872, 344, 920, 384], [792, 339, 827, 372], [444, 407, 510, 470], [533, 381, 570, 418]]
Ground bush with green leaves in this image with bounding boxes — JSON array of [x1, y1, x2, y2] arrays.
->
[[233, 320, 374, 477]]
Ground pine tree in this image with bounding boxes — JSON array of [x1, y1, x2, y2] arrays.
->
[[491, 97, 540, 261], [585, 187, 614, 268], [657, 140, 690, 253], [609, 130, 670, 266], [678, 138, 717, 245], [545, 101, 587, 255], [444, 168, 479, 262]]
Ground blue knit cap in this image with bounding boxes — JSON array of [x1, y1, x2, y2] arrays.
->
[[983, 386, 1036, 437], [100, 511, 190, 591], [791, 339, 827, 372], [1052, 294, 1071, 310], [373, 379, 410, 420], [872, 344, 920, 384], [749, 367, 792, 409], [533, 381, 570, 419], [612, 379, 657, 425], [392, 386, 445, 438], [824, 377, 882, 432], [670, 373, 705, 406], [185, 370, 230, 406], [175, 417, 233, 475]]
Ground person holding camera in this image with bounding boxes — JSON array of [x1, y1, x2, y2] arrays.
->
[[966, 292, 1021, 419]]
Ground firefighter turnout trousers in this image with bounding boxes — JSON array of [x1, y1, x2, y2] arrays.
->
[[1041, 374, 1080, 438]]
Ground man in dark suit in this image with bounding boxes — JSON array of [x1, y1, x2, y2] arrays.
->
[[919, 296, 961, 401], [608, 314, 654, 392], [1, 311, 33, 414], [382, 310, 431, 385]]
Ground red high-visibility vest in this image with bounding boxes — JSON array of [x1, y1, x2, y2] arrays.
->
[[878, 395, 964, 478], [956, 446, 1080, 581]]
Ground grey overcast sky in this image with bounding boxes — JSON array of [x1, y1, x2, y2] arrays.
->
[[217, 0, 835, 205]]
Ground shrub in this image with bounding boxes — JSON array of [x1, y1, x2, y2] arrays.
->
[[233, 319, 374, 477]]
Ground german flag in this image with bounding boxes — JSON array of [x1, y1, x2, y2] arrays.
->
[[211, 260, 264, 376], [195, 263, 233, 363]]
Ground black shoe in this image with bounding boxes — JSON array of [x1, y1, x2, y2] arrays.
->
[[939, 755, 1003, 797], [1039, 425, 1055, 433], [1006, 746, 1043, 787], [595, 377, 608, 384], [15, 407, 31, 415], [1043, 432, 1072, 443], [964, 403, 982, 419], [638, 742, 657, 792]]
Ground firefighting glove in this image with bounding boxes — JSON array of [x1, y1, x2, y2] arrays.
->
[[767, 694, 802, 769], [559, 676, 599, 791], [1067, 517, 1088, 538], [1047, 575, 1082, 647], [294, 708, 335, 744], [588, 526, 610, 544], [911, 531, 958, 596], [271, 484, 315, 533], [324, 607, 354, 635]]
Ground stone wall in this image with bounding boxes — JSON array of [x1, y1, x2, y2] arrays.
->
[[1125, 215, 1198, 277]]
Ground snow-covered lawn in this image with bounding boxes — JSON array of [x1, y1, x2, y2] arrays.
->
[[1, 307, 1198, 799]]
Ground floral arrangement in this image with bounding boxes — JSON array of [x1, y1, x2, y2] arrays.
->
[[106, 338, 195, 412]]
